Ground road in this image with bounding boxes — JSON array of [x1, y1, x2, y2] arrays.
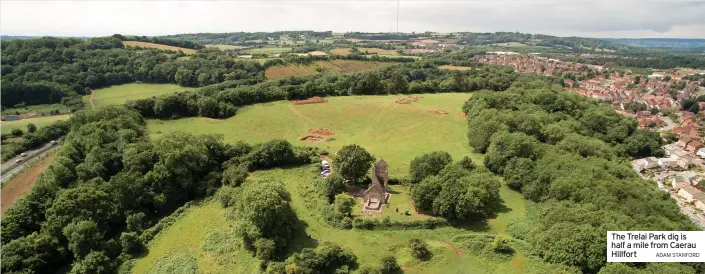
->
[[1, 143, 59, 184]]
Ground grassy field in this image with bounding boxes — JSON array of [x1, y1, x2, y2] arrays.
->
[[490, 42, 527, 47], [1, 114, 70, 133], [122, 41, 197, 55], [359, 47, 399, 55], [205, 44, 248, 50], [132, 167, 537, 274], [148, 93, 478, 174], [245, 47, 292, 54], [330, 48, 400, 56], [264, 60, 391, 80], [130, 93, 568, 273], [2, 103, 71, 116], [83, 83, 191, 109]]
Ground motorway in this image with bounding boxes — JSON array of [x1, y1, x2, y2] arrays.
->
[[1, 143, 59, 184]]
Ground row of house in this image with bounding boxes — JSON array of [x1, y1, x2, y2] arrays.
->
[[674, 183, 705, 211]]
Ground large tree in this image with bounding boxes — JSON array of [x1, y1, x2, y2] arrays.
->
[[409, 151, 453, 183], [335, 144, 375, 183]]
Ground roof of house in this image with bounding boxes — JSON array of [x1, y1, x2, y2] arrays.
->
[[679, 185, 705, 203]]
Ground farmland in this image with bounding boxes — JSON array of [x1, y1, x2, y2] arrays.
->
[[330, 47, 399, 56], [264, 60, 392, 80], [205, 44, 248, 50], [122, 41, 198, 55], [244, 47, 292, 54], [1, 114, 70, 133], [83, 83, 191, 109]]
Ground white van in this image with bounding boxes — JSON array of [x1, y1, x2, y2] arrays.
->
[[321, 160, 330, 167], [20, 152, 28, 157]]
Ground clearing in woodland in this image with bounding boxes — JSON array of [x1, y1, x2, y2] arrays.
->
[[264, 60, 392, 80], [122, 41, 198, 55], [82, 83, 191, 109], [134, 93, 570, 274], [148, 93, 477, 174]]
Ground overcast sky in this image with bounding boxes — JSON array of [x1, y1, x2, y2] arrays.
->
[[1, 0, 704, 38]]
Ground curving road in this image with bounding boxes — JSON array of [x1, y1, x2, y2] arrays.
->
[[1, 143, 59, 184]]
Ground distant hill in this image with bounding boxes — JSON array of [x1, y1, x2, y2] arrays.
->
[[604, 38, 705, 50]]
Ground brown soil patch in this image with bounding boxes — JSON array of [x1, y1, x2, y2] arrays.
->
[[428, 109, 449, 115], [308, 128, 335, 136], [395, 96, 423, 104], [300, 135, 334, 143], [457, 112, 468, 119], [292, 96, 327, 105], [330, 48, 352, 55], [439, 65, 473, 71], [1, 151, 57, 214], [123, 41, 197, 55]]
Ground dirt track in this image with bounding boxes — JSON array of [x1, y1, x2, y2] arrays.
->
[[89, 89, 96, 109]]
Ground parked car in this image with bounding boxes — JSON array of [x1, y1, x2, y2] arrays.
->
[[20, 152, 28, 157], [15, 159, 23, 163]]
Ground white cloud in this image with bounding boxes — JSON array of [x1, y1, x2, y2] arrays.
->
[[1, 0, 703, 38]]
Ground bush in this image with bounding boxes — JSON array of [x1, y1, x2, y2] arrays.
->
[[380, 255, 401, 274], [11, 128, 23, 136], [254, 238, 276, 261], [27, 123, 37, 133], [492, 236, 513, 253], [339, 217, 353, 230], [334, 194, 356, 217], [323, 173, 348, 200], [409, 238, 431, 260]]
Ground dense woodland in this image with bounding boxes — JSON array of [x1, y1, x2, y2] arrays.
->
[[0, 37, 267, 109], [124, 61, 515, 119], [460, 77, 702, 273], [1, 106, 321, 273]]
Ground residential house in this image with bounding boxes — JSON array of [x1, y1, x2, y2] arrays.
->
[[686, 140, 703, 153], [677, 185, 705, 210], [658, 157, 678, 168], [677, 158, 692, 169], [697, 148, 705, 158], [672, 175, 688, 186]]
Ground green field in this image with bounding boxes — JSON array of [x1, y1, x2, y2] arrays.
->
[[245, 47, 292, 54], [84, 83, 191, 109], [1, 114, 70, 134], [148, 93, 479, 175], [133, 93, 571, 273], [1, 103, 71, 116], [132, 168, 537, 274]]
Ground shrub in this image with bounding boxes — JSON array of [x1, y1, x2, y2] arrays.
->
[[339, 217, 353, 230], [11, 128, 23, 136], [334, 194, 356, 217], [409, 238, 431, 260], [492, 236, 513, 253], [380, 255, 401, 274], [254, 238, 277, 261], [27, 123, 37, 133]]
